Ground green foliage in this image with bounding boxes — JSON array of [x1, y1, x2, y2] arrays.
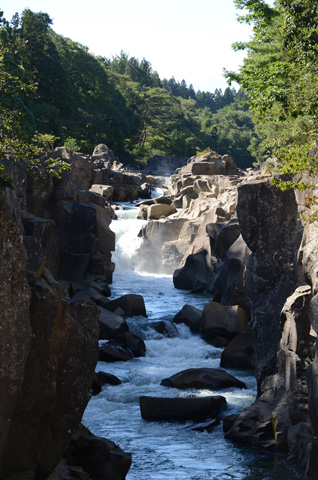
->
[[228, 0, 318, 185], [1, 8, 258, 169], [0, 12, 70, 189], [33, 133, 59, 152], [64, 137, 79, 153]]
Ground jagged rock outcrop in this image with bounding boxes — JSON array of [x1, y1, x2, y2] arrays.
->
[[222, 179, 318, 472], [0, 192, 101, 478], [225, 286, 315, 468], [137, 152, 247, 275], [0, 193, 32, 473], [0, 145, 132, 479], [237, 180, 303, 388]]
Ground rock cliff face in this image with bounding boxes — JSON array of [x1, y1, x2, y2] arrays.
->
[[0, 146, 132, 479], [138, 152, 318, 474]]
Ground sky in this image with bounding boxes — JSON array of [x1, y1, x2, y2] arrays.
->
[[1, 0, 253, 93]]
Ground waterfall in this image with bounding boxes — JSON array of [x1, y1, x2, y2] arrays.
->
[[83, 203, 304, 480]]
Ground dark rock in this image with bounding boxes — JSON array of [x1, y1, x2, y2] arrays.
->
[[220, 323, 256, 369], [113, 332, 146, 358], [103, 294, 147, 317], [306, 437, 318, 477], [91, 371, 121, 396], [173, 249, 213, 292], [98, 307, 128, 340], [56, 200, 115, 284], [225, 285, 314, 464], [223, 414, 238, 433], [66, 425, 131, 480], [152, 321, 178, 338], [237, 180, 303, 388], [161, 368, 246, 390], [188, 418, 220, 433], [225, 399, 276, 450], [154, 196, 172, 205], [200, 302, 249, 341], [99, 343, 134, 362], [173, 304, 202, 333], [211, 234, 250, 309], [1, 269, 100, 479], [206, 219, 240, 260], [139, 395, 226, 421], [23, 215, 59, 279], [138, 183, 152, 199], [213, 337, 230, 348], [0, 194, 32, 473]]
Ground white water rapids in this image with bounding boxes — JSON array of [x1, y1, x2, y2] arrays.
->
[[83, 203, 305, 479]]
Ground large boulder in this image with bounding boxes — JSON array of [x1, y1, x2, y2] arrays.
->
[[90, 184, 113, 201], [52, 424, 132, 480], [103, 294, 147, 317], [99, 343, 134, 362], [161, 368, 246, 390], [112, 332, 146, 358], [220, 323, 256, 370], [139, 395, 226, 421], [173, 249, 213, 292], [147, 203, 177, 220], [173, 304, 202, 333], [200, 302, 249, 341], [98, 307, 129, 340]]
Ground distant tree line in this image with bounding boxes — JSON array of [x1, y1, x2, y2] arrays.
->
[[0, 9, 258, 169]]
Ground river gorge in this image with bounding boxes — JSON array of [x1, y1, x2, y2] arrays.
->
[[1, 146, 318, 479], [83, 203, 304, 479]]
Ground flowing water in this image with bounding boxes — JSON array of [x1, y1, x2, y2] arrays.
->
[[83, 204, 305, 480]]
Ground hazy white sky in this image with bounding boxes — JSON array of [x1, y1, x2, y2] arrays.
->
[[2, 0, 253, 92]]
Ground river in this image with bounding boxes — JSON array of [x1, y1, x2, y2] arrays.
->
[[83, 204, 305, 479]]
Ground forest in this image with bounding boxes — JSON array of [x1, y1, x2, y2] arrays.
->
[[0, 8, 257, 171], [1, 0, 318, 183]]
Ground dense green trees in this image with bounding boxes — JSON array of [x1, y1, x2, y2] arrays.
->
[[0, 8, 257, 169], [227, 0, 318, 187]]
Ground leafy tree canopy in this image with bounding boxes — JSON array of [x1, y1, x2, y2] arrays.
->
[[227, 0, 318, 194]]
